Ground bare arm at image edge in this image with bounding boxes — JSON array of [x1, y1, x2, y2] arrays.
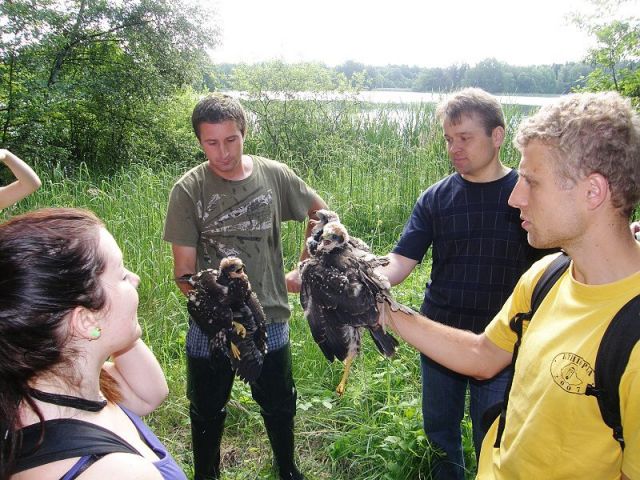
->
[[0, 149, 42, 209]]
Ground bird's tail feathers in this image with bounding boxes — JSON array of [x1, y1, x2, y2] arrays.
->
[[368, 323, 398, 357]]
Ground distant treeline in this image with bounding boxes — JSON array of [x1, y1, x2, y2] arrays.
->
[[206, 58, 613, 95]]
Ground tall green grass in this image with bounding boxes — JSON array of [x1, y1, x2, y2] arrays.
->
[[1, 102, 531, 480]]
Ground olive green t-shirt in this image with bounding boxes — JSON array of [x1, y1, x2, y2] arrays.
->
[[163, 155, 317, 323]]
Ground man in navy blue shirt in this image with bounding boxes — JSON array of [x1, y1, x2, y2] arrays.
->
[[379, 88, 539, 479]]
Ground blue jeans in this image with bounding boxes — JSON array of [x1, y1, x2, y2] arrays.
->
[[421, 354, 510, 480]]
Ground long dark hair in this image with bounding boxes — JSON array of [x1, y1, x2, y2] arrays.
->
[[0, 208, 114, 478]]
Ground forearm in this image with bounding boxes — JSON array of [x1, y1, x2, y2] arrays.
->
[[377, 253, 418, 286], [171, 244, 197, 296], [387, 309, 510, 379], [105, 339, 169, 415], [287, 194, 328, 293], [0, 150, 41, 208], [1, 150, 41, 188], [298, 219, 315, 263]]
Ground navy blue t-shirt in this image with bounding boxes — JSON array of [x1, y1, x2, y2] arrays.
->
[[393, 170, 538, 333]]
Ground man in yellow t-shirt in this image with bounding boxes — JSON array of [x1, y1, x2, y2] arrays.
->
[[387, 91, 640, 479]]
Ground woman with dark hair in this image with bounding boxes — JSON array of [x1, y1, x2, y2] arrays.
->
[[0, 208, 186, 480]]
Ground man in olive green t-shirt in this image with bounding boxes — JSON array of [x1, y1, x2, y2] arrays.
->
[[163, 93, 326, 480]]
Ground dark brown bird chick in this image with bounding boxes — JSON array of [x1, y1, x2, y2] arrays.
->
[[185, 258, 267, 383], [186, 268, 233, 339], [217, 256, 268, 383], [300, 220, 414, 395]]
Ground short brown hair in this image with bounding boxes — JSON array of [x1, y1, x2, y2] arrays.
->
[[436, 88, 505, 136], [514, 91, 640, 218], [191, 93, 247, 140]]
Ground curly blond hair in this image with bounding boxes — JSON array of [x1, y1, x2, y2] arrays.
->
[[514, 92, 640, 218]]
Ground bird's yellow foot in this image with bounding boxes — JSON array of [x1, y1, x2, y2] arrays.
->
[[335, 355, 354, 396], [232, 321, 246, 338], [230, 342, 241, 360]]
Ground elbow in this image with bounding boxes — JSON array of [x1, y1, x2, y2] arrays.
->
[[468, 343, 507, 381], [472, 360, 509, 381], [471, 370, 495, 381], [154, 379, 170, 407], [139, 382, 169, 415], [26, 177, 42, 194]]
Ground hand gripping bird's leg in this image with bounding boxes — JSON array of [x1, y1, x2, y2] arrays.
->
[[336, 354, 356, 396], [230, 342, 241, 360], [232, 321, 246, 338]]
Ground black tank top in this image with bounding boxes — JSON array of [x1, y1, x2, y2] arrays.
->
[[14, 418, 140, 473]]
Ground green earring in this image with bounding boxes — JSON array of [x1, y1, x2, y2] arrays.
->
[[90, 327, 102, 340]]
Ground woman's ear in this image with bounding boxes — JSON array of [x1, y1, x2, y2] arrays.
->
[[69, 306, 101, 341]]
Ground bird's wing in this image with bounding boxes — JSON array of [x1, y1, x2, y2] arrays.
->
[[227, 326, 265, 384], [349, 236, 373, 253], [367, 323, 399, 357], [187, 287, 233, 337], [302, 289, 357, 362], [247, 292, 268, 354], [301, 257, 371, 363], [301, 261, 355, 362]]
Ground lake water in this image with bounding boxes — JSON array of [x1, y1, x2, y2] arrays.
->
[[358, 90, 558, 107], [225, 90, 558, 107]]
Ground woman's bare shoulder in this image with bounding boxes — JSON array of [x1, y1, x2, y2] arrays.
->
[[12, 452, 162, 480], [77, 452, 163, 480]]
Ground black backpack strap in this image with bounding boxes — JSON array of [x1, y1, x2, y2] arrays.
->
[[493, 253, 571, 447], [530, 254, 571, 313], [14, 418, 141, 473], [585, 295, 640, 450]]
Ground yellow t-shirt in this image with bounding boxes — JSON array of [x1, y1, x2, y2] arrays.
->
[[479, 254, 640, 480]]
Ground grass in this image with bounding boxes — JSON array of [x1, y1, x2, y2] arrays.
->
[[1, 102, 531, 480]]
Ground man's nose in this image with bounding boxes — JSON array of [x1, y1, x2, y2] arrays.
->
[[508, 179, 526, 208]]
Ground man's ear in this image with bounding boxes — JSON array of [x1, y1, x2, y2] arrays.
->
[[492, 126, 505, 148], [585, 172, 609, 210], [69, 306, 100, 340]]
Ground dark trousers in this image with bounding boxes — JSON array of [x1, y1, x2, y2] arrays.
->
[[421, 354, 510, 480], [187, 343, 298, 479]]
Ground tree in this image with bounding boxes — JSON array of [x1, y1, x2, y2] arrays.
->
[[571, 0, 639, 102], [0, 0, 219, 169], [230, 61, 363, 169]]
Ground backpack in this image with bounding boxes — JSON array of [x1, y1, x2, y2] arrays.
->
[[492, 253, 640, 450]]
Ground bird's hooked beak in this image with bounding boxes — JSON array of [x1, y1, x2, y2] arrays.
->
[[228, 263, 247, 279], [318, 232, 340, 252]]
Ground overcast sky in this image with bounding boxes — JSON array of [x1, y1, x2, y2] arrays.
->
[[205, 0, 621, 68]]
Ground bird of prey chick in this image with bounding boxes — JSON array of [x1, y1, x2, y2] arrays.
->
[[185, 257, 267, 383], [300, 217, 415, 395], [306, 209, 371, 256]]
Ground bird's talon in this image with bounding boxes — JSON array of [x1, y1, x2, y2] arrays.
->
[[230, 342, 241, 360], [232, 321, 247, 338]]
